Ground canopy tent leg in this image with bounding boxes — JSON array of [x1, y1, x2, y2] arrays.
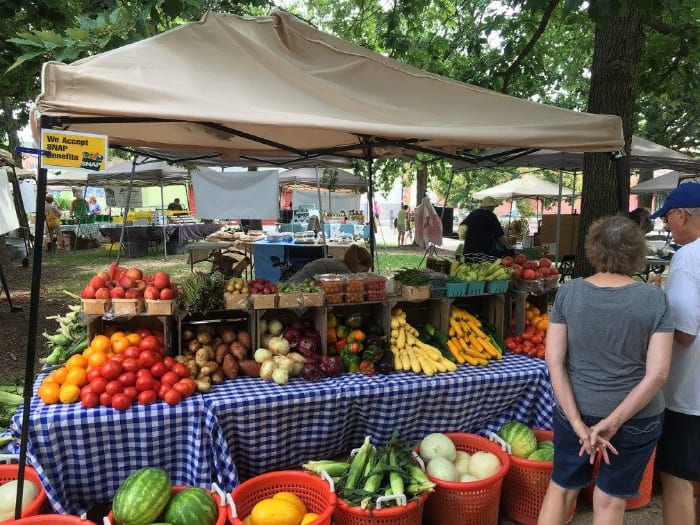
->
[[314, 166, 328, 258], [0, 261, 22, 312], [365, 155, 377, 270], [160, 177, 167, 260], [115, 158, 138, 265]]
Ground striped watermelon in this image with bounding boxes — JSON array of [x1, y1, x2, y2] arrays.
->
[[163, 487, 218, 525], [112, 467, 172, 525], [497, 422, 538, 459]]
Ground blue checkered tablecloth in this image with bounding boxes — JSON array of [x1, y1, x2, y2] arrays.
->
[[7, 381, 238, 516], [204, 353, 554, 482], [7, 354, 552, 513]]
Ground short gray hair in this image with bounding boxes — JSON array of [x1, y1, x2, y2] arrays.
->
[[585, 215, 647, 275]]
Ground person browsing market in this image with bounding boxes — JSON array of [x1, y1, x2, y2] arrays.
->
[[167, 198, 184, 211], [285, 245, 372, 284], [648, 183, 700, 525], [537, 215, 673, 525], [461, 196, 513, 256]]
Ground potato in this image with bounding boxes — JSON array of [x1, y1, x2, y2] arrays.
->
[[230, 341, 247, 361], [237, 331, 252, 350], [195, 347, 210, 367], [215, 343, 230, 365], [237, 359, 261, 377], [221, 354, 239, 379]]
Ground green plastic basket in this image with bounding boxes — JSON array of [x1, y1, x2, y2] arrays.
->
[[446, 279, 468, 297], [485, 279, 510, 294], [465, 280, 486, 295]]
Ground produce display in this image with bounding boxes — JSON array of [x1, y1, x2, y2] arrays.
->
[[504, 301, 549, 358], [111, 467, 220, 525], [247, 278, 277, 295], [81, 263, 178, 302], [224, 277, 249, 295], [180, 271, 225, 316], [446, 306, 503, 365], [303, 433, 435, 511], [0, 479, 40, 521], [450, 258, 513, 282], [329, 312, 393, 375], [38, 327, 197, 409], [418, 432, 502, 482], [177, 323, 255, 392], [495, 421, 554, 461], [389, 308, 457, 376]]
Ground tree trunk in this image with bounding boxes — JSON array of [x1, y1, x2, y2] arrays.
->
[[2, 98, 22, 166], [416, 164, 428, 206], [575, 2, 645, 277]]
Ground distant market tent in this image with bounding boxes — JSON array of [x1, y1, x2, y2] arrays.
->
[[630, 170, 700, 194]]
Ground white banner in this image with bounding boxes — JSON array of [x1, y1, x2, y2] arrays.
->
[[105, 185, 143, 207], [193, 170, 279, 219], [0, 170, 20, 235], [292, 188, 361, 214]]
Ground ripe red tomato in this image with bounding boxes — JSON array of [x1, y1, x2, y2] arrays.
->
[[81, 391, 99, 409], [531, 335, 543, 345], [135, 374, 155, 392], [163, 389, 181, 406], [160, 371, 179, 387], [136, 328, 152, 339], [137, 390, 157, 405], [138, 350, 158, 369], [99, 392, 112, 407], [158, 383, 171, 400], [105, 380, 123, 396], [123, 346, 141, 359], [163, 356, 176, 369], [149, 361, 168, 379], [89, 377, 108, 395], [523, 269, 537, 280], [171, 363, 189, 379], [87, 368, 102, 382], [139, 336, 159, 352], [173, 378, 195, 398], [110, 354, 126, 364], [101, 360, 123, 381], [153, 330, 165, 347], [539, 257, 552, 268], [118, 371, 136, 387], [111, 393, 131, 411], [121, 357, 140, 373], [122, 386, 138, 401]]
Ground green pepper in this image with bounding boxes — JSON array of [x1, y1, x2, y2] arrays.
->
[[362, 344, 383, 362], [336, 325, 349, 339], [343, 352, 361, 373]]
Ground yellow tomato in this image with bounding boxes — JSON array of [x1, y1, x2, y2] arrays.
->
[[90, 335, 111, 354], [273, 492, 307, 516], [65, 354, 88, 370], [65, 367, 88, 387], [48, 367, 68, 385], [38, 381, 60, 404], [300, 513, 319, 525], [58, 383, 80, 404], [87, 351, 108, 369], [250, 498, 302, 525]]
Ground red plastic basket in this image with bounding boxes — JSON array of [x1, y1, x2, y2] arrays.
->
[[581, 448, 656, 510], [13, 517, 95, 524], [422, 433, 511, 525], [227, 471, 336, 525], [501, 429, 575, 525], [333, 492, 428, 525], [0, 464, 47, 523], [107, 485, 227, 525]]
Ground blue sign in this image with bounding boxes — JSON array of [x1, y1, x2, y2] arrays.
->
[[15, 146, 52, 156]]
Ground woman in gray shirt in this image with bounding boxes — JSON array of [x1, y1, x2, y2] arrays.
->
[[538, 215, 674, 525]]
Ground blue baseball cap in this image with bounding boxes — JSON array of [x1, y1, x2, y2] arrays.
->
[[650, 182, 700, 219]]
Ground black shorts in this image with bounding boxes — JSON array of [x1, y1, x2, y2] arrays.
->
[[656, 409, 700, 481]]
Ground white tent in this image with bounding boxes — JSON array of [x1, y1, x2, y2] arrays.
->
[[630, 170, 700, 194], [473, 173, 574, 200]]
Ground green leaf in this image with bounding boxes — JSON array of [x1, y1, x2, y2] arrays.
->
[[6, 50, 45, 72], [65, 27, 91, 41]]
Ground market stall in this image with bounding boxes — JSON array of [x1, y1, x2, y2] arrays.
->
[[99, 223, 220, 257], [17, 8, 628, 520]]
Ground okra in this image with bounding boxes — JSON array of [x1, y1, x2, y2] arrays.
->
[[388, 449, 404, 496], [302, 460, 350, 477], [345, 436, 372, 490]]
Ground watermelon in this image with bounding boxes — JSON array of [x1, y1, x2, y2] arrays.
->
[[537, 440, 554, 450], [163, 487, 219, 525], [497, 422, 538, 459], [527, 448, 554, 462], [112, 467, 172, 525]]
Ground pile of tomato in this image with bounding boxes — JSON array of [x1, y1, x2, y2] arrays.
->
[[504, 302, 549, 359], [38, 328, 196, 410]]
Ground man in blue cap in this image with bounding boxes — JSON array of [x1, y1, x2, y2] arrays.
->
[[650, 182, 700, 524]]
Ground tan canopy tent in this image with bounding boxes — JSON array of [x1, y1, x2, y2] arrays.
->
[[35, 10, 623, 164], [279, 168, 366, 193]]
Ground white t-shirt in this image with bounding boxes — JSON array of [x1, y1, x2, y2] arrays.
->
[[663, 237, 700, 415]]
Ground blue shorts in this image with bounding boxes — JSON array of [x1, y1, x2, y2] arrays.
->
[[656, 409, 700, 481], [551, 406, 662, 499]]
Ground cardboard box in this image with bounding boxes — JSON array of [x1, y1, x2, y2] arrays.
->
[[82, 298, 110, 315], [224, 292, 249, 310], [251, 294, 277, 309], [401, 285, 431, 301], [145, 299, 175, 315], [301, 292, 324, 307], [538, 214, 580, 256], [277, 293, 303, 309], [111, 298, 144, 316]]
